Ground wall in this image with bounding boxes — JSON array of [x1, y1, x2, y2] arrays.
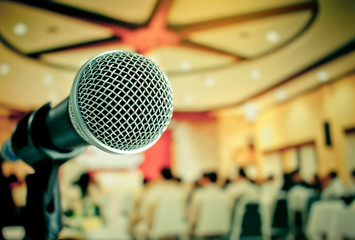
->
[[0, 116, 17, 145], [171, 118, 219, 183], [216, 73, 355, 183], [217, 115, 257, 180], [139, 130, 172, 181], [256, 74, 355, 182]]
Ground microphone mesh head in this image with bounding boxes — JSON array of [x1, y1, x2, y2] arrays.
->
[[69, 51, 173, 154]]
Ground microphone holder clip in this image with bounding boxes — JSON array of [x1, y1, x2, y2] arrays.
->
[[11, 103, 83, 240]]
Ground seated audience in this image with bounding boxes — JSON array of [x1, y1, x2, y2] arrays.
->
[[282, 170, 298, 192], [225, 168, 259, 208], [348, 170, 355, 196], [0, 159, 34, 240], [187, 171, 230, 236], [321, 171, 347, 200], [259, 175, 282, 239], [131, 167, 187, 239], [260, 175, 281, 202]]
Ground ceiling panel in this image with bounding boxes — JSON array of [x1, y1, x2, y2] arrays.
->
[[217, 50, 355, 117], [40, 44, 237, 73], [0, 1, 113, 54], [168, 0, 312, 26], [145, 46, 237, 73], [170, 0, 355, 111], [188, 10, 312, 58], [0, 43, 75, 110], [40, 44, 136, 70], [54, 0, 158, 24], [0, 0, 355, 115]]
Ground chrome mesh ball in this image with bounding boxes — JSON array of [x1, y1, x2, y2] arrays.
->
[[69, 51, 173, 154]]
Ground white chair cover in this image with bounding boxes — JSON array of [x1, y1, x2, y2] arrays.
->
[[194, 191, 231, 237], [149, 192, 188, 239], [306, 200, 345, 240], [328, 207, 355, 240], [230, 195, 259, 240]]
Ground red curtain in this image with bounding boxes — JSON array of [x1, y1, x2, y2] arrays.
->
[[139, 129, 172, 181]]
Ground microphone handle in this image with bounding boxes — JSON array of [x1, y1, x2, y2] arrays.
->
[[10, 102, 85, 165], [44, 98, 88, 152]]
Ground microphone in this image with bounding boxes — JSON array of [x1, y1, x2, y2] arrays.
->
[[2, 50, 174, 163], [0, 50, 173, 240]]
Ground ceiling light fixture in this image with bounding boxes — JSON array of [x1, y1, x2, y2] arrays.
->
[[243, 103, 259, 122], [204, 75, 216, 87], [0, 63, 11, 75], [275, 90, 287, 101], [183, 94, 194, 104], [48, 92, 59, 103], [265, 30, 280, 43], [317, 70, 330, 82], [250, 68, 262, 80], [180, 60, 191, 72], [147, 54, 161, 65], [13, 23, 28, 36], [42, 73, 54, 85]]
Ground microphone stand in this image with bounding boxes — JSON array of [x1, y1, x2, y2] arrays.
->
[[25, 159, 64, 240], [10, 104, 83, 240]]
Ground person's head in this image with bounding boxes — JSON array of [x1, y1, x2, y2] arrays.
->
[[292, 169, 302, 182], [310, 174, 320, 183], [205, 172, 218, 183], [330, 171, 337, 179], [267, 175, 274, 182], [352, 170, 355, 178], [239, 168, 247, 178], [143, 178, 149, 185], [74, 173, 90, 198], [161, 167, 173, 180]]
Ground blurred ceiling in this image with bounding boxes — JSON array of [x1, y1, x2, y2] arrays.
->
[[1, 0, 355, 117]]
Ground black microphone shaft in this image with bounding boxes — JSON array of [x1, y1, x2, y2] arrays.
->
[[45, 98, 87, 152]]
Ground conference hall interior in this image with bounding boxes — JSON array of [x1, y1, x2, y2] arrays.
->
[[1, 0, 355, 239]]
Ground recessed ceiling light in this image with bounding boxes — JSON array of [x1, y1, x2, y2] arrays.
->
[[250, 68, 261, 80], [42, 73, 54, 85], [265, 30, 280, 43], [275, 90, 287, 101], [48, 92, 59, 103], [243, 103, 259, 122], [204, 76, 216, 87], [147, 54, 160, 65], [262, 126, 272, 146], [317, 70, 330, 82], [79, 58, 88, 67], [183, 94, 194, 104], [0, 63, 11, 75], [13, 23, 28, 36], [180, 61, 191, 72]]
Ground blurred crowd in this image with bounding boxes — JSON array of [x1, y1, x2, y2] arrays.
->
[[59, 166, 355, 240], [1, 157, 355, 240]]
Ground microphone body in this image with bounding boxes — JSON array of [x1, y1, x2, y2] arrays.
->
[[6, 100, 85, 165], [1, 50, 173, 240], [4, 50, 173, 163], [45, 98, 87, 151]]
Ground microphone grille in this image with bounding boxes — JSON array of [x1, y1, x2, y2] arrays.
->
[[69, 51, 173, 154]]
